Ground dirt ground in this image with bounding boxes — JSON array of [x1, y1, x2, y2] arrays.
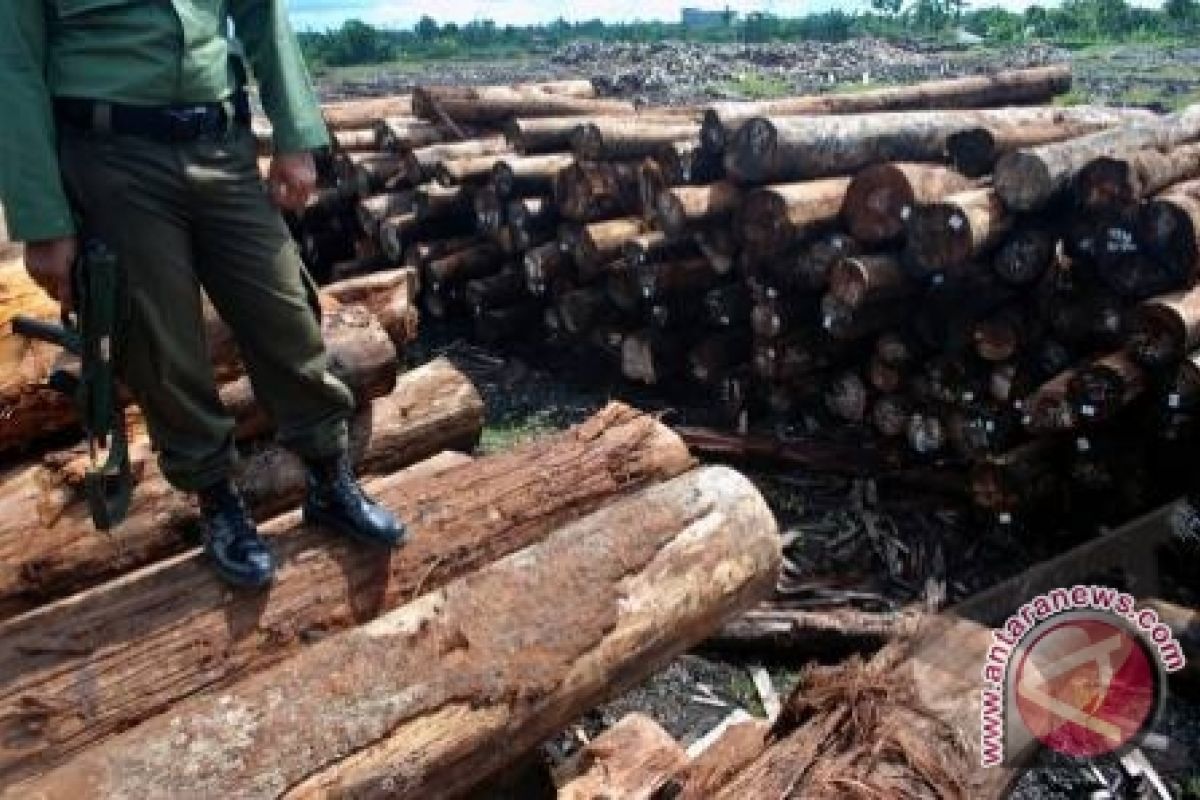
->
[[322, 40, 1200, 112]]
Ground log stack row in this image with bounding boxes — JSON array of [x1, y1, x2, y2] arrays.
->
[[287, 70, 1200, 529], [0, 404, 781, 798]]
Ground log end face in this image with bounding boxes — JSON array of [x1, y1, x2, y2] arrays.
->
[[994, 151, 1053, 212]]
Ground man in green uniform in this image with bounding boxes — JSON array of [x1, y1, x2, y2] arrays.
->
[[0, 0, 407, 588]]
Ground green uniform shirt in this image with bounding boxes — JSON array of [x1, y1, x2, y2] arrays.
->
[[0, 0, 330, 242]]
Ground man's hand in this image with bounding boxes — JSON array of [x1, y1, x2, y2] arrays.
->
[[25, 235, 78, 310], [268, 151, 317, 212]]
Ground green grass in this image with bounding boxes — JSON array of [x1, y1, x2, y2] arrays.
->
[[1052, 87, 1092, 107], [716, 71, 794, 100], [478, 410, 562, 455]]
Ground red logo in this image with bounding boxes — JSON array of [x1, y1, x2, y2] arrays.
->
[[1013, 616, 1160, 759]]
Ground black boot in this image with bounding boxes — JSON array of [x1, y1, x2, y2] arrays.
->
[[198, 480, 275, 589], [303, 455, 408, 548]]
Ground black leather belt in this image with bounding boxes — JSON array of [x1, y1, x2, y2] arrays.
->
[[55, 92, 252, 142]]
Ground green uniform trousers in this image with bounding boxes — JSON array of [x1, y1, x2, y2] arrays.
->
[[57, 123, 353, 492]]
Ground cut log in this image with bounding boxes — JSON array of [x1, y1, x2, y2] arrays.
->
[[332, 127, 379, 152], [0, 404, 695, 785], [437, 153, 512, 187], [415, 87, 634, 125], [655, 139, 725, 185], [637, 256, 722, 302], [524, 241, 574, 295], [1137, 178, 1200, 285], [426, 242, 504, 290], [572, 119, 702, 161], [711, 622, 993, 799], [10, 465, 776, 798], [702, 66, 1076, 154], [375, 116, 445, 151], [1075, 141, 1200, 210], [709, 604, 915, 657], [1069, 350, 1147, 424], [995, 107, 1200, 211], [656, 717, 770, 800], [993, 224, 1057, 286], [726, 106, 1134, 185], [1128, 285, 1200, 367], [3, 268, 407, 455], [828, 253, 912, 309], [655, 181, 741, 238], [946, 118, 1120, 178], [404, 137, 511, 184], [414, 80, 604, 119], [493, 154, 575, 199], [0, 359, 484, 616], [622, 329, 687, 385], [575, 217, 651, 274], [323, 267, 421, 348], [842, 162, 976, 245], [322, 95, 413, 131], [555, 161, 643, 222], [335, 152, 404, 195], [788, 232, 861, 291], [557, 714, 687, 800], [905, 187, 1013, 274], [355, 190, 415, 237], [739, 178, 852, 252]]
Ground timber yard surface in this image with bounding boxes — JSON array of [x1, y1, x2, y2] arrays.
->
[[358, 40, 1200, 798], [3, 37, 1200, 800]]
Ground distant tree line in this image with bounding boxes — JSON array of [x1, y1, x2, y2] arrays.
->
[[297, 1, 1200, 69]]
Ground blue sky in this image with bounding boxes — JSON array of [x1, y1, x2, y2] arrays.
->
[[287, 1, 864, 30]]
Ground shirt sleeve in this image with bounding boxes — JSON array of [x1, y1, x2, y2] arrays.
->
[[0, 0, 76, 242], [228, 0, 330, 153]]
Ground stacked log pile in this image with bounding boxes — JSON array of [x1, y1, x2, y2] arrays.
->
[[0, 404, 781, 797], [286, 70, 1200, 528]]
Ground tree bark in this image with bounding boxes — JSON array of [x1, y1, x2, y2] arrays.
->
[[322, 267, 420, 349], [655, 181, 742, 238], [1137, 178, 1200, 285], [0, 359, 484, 618], [403, 137, 511, 184], [711, 619, 999, 800], [1128, 284, 1200, 367], [557, 714, 688, 800], [842, 163, 976, 245], [572, 120, 702, 161], [412, 80, 611, 122], [2, 269, 408, 456], [375, 116, 445, 151], [331, 128, 379, 153], [322, 95, 413, 131], [7, 463, 773, 799], [995, 107, 1200, 211], [828, 254, 912, 309], [575, 217, 652, 274], [1075, 141, 1200, 210], [656, 717, 770, 800], [555, 161, 643, 222], [437, 153, 512, 187], [905, 187, 1013, 274], [702, 66, 1077, 153], [0, 404, 695, 786], [739, 178, 852, 253], [355, 190, 415, 237], [946, 118, 1120, 178], [493, 154, 576, 198], [726, 105, 1134, 185]]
